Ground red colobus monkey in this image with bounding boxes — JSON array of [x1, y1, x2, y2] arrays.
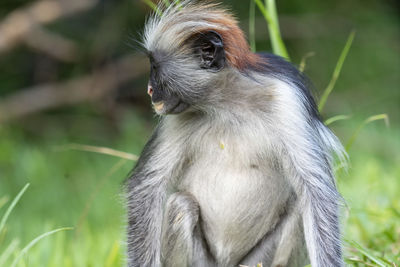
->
[[126, 1, 346, 266]]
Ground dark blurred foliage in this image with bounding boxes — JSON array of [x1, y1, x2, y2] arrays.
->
[[0, 0, 398, 126]]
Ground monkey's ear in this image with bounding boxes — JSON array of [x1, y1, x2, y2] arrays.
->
[[194, 31, 225, 71]]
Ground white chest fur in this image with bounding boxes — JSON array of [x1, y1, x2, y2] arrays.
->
[[163, 114, 293, 264]]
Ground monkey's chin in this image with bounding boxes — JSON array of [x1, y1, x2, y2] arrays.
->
[[168, 101, 189, 114]]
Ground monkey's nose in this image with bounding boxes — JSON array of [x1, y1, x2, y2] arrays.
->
[[147, 85, 153, 97]]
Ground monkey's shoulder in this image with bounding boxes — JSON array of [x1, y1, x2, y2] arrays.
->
[[252, 52, 320, 120]]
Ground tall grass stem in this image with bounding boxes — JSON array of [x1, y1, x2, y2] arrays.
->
[[249, 0, 256, 52], [10, 227, 73, 267], [318, 31, 355, 112], [0, 184, 30, 235], [299, 52, 315, 72], [162, 0, 171, 7], [345, 239, 388, 267], [253, 0, 289, 59], [75, 159, 128, 236], [55, 143, 138, 161], [345, 114, 389, 151], [0, 239, 19, 266], [324, 114, 351, 126], [142, 0, 162, 16], [264, 0, 290, 60]]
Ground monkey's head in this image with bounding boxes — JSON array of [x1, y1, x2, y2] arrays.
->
[[142, 1, 260, 115]]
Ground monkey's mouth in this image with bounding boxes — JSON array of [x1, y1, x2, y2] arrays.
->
[[153, 102, 164, 112], [148, 83, 189, 115], [152, 99, 189, 115]]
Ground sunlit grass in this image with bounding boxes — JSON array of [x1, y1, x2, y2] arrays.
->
[[0, 112, 398, 266], [0, 184, 73, 267], [0, 112, 149, 266]]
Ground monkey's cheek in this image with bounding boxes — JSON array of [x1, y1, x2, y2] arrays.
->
[[153, 101, 165, 114]]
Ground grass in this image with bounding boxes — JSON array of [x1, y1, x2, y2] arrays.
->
[[0, 112, 151, 267], [0, 112, 398, 266], [338, 119, 400, 266]]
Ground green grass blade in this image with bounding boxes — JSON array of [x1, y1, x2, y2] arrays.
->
[[0, 239, 19, 266], [318, 30, 355, 112], [54, 143, 138, 161], [0, 183, 30, 235], [174, 0, 183, 10], [253, 0, 289, 59], [299, 52, 315, 72], [352, 216, 369, 243], [105, 240, 120, 267], [142, 0, 162, 16], [345, 114, 389, 151], [345, 257, 378, 267], [142, 0, 157, 11], [364, 113, 390, 126], [346, 239, 388, 267], [265, 0, 290, 60], [253, 0, 271, 23], [324, 114, 351, 126], [334, 161, 348, 173], [162, 0, 170, 7], [249, 0, 256, 52], [10, 227, 73, 267], [75, 159, 128, 236]]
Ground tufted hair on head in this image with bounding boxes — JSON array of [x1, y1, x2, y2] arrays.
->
[[143, 0, 261, 70]]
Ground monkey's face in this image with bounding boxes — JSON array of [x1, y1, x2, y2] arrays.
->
[[146, 51, 190, 115], [146, 31, 226, 115]]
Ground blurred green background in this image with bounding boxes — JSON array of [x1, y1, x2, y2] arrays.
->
[[0, 0, 399, 266]]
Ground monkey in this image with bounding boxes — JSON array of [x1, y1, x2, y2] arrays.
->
[[125, 1, 347, 266]]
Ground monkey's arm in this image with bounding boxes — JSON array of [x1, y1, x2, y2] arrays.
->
[[282, 130, 343, 267], [126, 125, 181, 267], [299, 169, 342, 267], [240, 199, 308, 267], [264, 71, 344, 266], [270, 203, 307, 267], [161, 192, 216, 267]]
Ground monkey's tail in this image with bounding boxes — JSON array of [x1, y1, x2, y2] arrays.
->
[[317, 122, 349, 173]]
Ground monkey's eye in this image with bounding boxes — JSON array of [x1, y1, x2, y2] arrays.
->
[[148, 54, 158, 72], [151, 63, 159, 73]]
